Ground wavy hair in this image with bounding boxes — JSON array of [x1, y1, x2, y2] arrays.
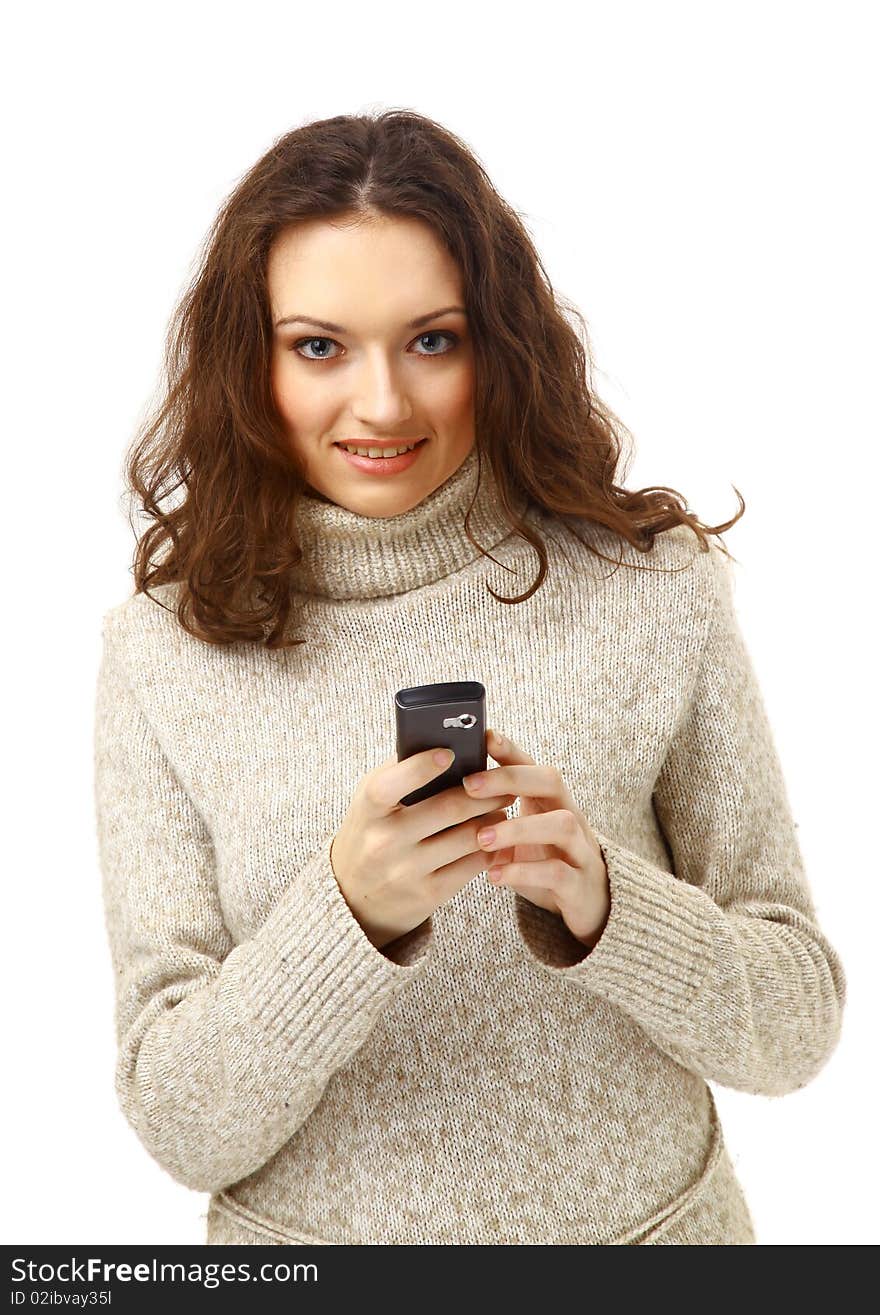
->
[[124, 108, 745, 649]]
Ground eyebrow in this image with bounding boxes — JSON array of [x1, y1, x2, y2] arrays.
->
[[274, 305, 467, 332]]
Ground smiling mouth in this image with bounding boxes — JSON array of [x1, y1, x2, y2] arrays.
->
[[334, 438, 429, 457]]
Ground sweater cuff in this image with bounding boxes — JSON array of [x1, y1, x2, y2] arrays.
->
[[232, 831, 434, 1073], [515, 829, 715, 1031]]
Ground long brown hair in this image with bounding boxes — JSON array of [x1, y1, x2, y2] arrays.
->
[[124, 108, 744, 649]]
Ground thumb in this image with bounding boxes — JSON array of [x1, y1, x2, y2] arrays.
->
[[488, 729, 536, 767], [486, 728, 508, 758]]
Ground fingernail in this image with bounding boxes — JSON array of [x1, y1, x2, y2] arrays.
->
[[477, 827, 496, 846], [463, 773, 486, 791]]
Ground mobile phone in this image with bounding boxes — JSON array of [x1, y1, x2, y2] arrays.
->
[[395, 681, 486, 807]]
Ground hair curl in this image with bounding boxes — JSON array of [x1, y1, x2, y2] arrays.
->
[[124, 108, 744, 649]]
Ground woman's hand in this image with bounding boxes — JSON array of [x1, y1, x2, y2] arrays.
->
[[462, 729, 611, 950]]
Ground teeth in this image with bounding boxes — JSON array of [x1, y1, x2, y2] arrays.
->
[[340, 442, 420, 458]]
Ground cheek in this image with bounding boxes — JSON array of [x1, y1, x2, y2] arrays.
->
[[425, 360, 475, 421], [271, 358, 325, 428], [269, 357, 291, 417]]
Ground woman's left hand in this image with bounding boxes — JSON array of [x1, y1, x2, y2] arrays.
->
[[462, 729, 611, 949]]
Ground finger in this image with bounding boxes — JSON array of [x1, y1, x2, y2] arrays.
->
[[486, 729, 535, 764], [370, 746, 456, 812], [488, 857, 580, 889], [478, 810, 591, 866], [485, 845, 514, 867], [464, 763, 562, 800]]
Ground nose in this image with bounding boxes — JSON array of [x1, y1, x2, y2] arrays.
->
[[350, 351, 414, 427]]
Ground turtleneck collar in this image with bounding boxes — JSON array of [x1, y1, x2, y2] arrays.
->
[[289, 443, 529, 601]]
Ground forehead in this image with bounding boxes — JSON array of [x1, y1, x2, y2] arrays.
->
[[267, 215, 464, 323]]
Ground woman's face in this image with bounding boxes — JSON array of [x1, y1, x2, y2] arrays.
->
[[268, 213, 476, 517]]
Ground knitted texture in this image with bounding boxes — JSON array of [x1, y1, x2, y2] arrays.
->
[[93, 444, 846, 1245]]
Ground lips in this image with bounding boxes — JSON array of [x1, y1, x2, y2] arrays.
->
[[333, 437, 429, 476], [334, 438, 428, 452]]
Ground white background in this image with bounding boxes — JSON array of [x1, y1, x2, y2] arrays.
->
[[3, 0, 876, 1246]]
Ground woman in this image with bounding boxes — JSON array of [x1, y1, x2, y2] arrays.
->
[[93, 109, 846, 1246]]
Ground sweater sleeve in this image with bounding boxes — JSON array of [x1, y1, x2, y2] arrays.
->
[[515, 544, 847, 1098], [93, 622, 434, 1195]]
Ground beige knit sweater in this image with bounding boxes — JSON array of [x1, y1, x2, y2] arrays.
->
[[93, 444, 846, 1245]]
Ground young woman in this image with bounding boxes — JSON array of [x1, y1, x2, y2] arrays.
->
[[93, 109, 846, 1246]]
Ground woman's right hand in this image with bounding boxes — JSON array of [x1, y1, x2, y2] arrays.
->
[[330, 748, 516, 950]]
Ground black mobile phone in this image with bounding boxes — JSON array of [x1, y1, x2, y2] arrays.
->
[[395, 681, 486, 807]]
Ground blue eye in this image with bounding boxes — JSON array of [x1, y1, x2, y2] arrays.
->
[[292, 337, 337, 361], [413, 331, 458, 356], [291, 330, 459, 362]]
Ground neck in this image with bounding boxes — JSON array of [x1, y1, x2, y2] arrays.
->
[[288, 445, 529, 601]]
